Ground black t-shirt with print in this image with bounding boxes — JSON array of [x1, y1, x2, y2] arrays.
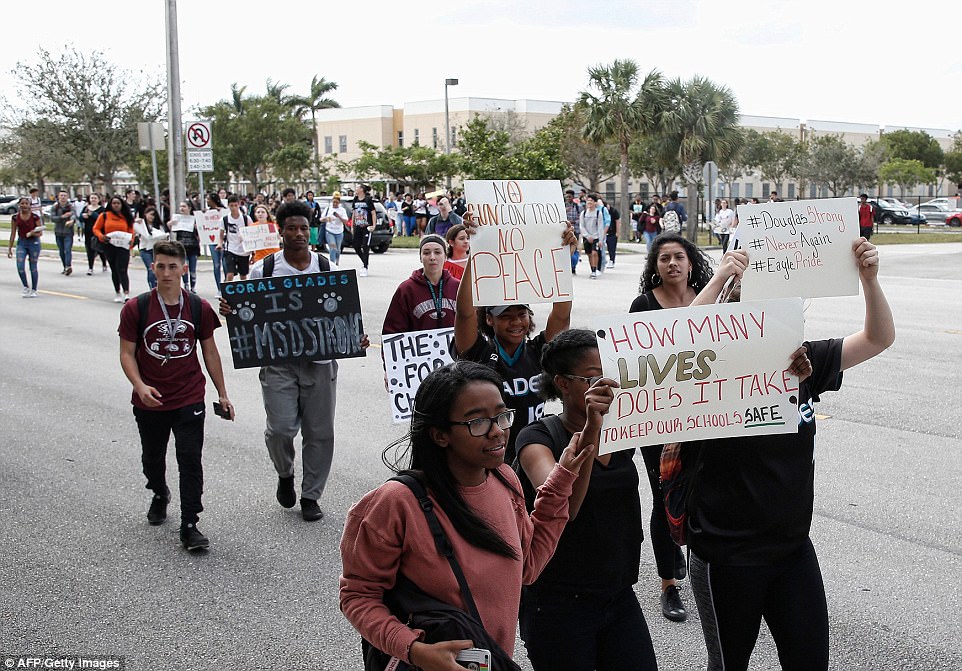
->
[[517, 417, 641, 597], [686, 338, 844, 566], [456, 331, 547, 465]]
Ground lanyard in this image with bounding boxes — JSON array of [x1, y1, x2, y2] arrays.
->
[[158, 290, 184, 366], [426, 276, 444, 320]]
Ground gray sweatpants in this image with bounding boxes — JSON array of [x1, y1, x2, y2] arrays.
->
[[259, 360, 338, 502]]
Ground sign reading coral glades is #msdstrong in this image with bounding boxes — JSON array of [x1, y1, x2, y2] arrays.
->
[[222, 270, 365, 369]]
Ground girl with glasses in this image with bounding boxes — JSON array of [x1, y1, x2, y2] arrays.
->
[[340, 361, 596, 671]]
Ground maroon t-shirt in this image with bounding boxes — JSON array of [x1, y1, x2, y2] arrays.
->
[[118, 290, 220, 411], [12, 213, 41, 241]]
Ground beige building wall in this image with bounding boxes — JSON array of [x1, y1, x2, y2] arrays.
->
[[314, 105, 394, 163]]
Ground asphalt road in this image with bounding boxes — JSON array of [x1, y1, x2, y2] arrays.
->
[[1, 240, 960, 670]]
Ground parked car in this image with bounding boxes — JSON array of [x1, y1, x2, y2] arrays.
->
[[911, 203, 962, 226], [0, 195, 21, 215], [315, 196, 394, 254], [868, 199, 923, 225], [920, 197, 961, 210]]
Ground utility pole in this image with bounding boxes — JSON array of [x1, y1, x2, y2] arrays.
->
[[165, 0, 186, 209]]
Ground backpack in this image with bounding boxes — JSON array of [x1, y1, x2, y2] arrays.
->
[[262, 250, 331, 278], [222, 213, 251, 254], [135, 290, 203, 351], [659, 442, 703, 546], [661, 206, 681, 233]]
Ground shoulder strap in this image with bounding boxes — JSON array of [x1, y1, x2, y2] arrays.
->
[[263, 252, 275, 277], [188, 291, 203, 337], [391, 473, 483, 624], [136, 292, 151, 346], [315, 251, 331, 272]]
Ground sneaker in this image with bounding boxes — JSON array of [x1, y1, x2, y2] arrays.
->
[[300, 498, 324, 522], [65, 267, 73, 276], [113, 293, 123, 303], [21, 286, 30, 297], [123, 293, 130, 303], [606, 261, 614, 269], [276, 475, 296, 509], [590, 270, 598, 279], [180, 523, 210, 551], [28, 290, 38, 298], [86, 269, 93, 276], [359, 268, 368, 277], [61, 268, 67, 275], [147, 494, 169, 525], [661, 585, 688, 622]]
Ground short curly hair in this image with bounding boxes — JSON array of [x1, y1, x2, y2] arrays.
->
[[537, 329, 598, 401], [638, 233, 714, 294]]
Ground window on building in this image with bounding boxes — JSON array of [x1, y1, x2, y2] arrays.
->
[[324, 136, 332, 154], [809, 184, 817, 198], [787, 184, 796, 199], [718, 184, 726, 197], [928, 184, 934, 196], [821, 186, 829, 198], [886, 185, 893, 197], [413, 128, 420, 145], [397, 131, 404, 148], [639, 183, 650, 199], [432, 127, 438, 149], [338, 135, 347, 153], [450, 127, 457, 148], [732, 183, 740, 198], [762, 183, 771, 198], [745, 183, 753, 198], [605, 182, 616, 201]]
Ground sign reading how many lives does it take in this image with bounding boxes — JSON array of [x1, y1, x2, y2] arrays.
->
[[222, 270, 365, 369], [383, 327, 456, 423], [591, 298, 804, 453], [464, 180, 572, 307], [734, 197, 860, 300]]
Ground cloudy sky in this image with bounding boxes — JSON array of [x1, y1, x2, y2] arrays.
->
[[3, 0, 960, 133]]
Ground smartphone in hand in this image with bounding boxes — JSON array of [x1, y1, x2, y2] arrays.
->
[[212, 402, 232, 420]]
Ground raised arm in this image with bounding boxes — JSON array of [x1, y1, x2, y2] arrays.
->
[[691, 250, 747, 306], [840, 238, 895, 370]]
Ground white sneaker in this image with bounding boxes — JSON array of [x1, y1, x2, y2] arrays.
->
[[123, 293, 130, 302], [590, 270, 598, 279], [28, 290, 38, 298], [359, 268, 368, 277], [86, 269, 93, 276], [21, 286, 30, 297], [606, 261, 614, 269], [114, 293, 123, 303]]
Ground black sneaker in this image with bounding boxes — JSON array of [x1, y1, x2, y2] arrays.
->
[[300, 498, 324, 522], [661, 585, 688, 622], [146, 494, 169, 525], [276, 476, 296, 508], [180, 523, 210, 551]]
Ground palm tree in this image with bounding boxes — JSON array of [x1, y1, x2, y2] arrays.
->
[[229, 83, 247, 115], [578, 60, 665, 238], [291, 76, 340, 191], [265, 79, 292, 106], [659, 76, 742, 239]]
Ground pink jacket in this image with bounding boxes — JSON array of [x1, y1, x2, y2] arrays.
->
[[340, 463, 576, 663]]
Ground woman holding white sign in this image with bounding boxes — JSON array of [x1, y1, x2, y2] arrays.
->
[[135, 206, 169, 290], [515, 329, 658, 671], [683, 241, 895, 671], [94, 196, 136, 303], [628, 232, 715, 623]]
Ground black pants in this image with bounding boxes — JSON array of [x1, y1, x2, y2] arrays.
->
[[353, 227, 371, 269], [85, 232, 106, 270], [606, 233, 618, 264], [690, 538, 829, 671], [104, 244, 131, 293], [641, 445, 687, 580], [134, 402, 206, 525]]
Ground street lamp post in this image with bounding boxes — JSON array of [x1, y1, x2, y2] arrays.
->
[[444, 78, 458, 190]]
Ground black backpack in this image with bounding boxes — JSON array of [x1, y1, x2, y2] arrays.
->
[[261, 251, 330, 277]]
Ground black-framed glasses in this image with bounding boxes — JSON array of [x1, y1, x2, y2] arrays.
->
[[449, 409, 515, 437], [562, 374, 604, 385]]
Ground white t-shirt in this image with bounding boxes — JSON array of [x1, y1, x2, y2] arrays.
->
[[323, 205, 348, 235], [224, 212, 249, 254]]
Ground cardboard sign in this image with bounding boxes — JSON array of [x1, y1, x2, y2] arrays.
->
[[194, 210, 224, 246], [383, 327, 456, 423], [240, 224, 273, 253], [222, 270, 366, 369], [170, 214, 197, 233], [591, 299, 803, 453], [464, 180, 572, 307], [735, 198, 860, 300]]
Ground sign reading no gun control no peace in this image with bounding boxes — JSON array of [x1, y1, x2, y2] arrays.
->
[[383, 327, 456, 423], [735, 197, 860, 300], [591, 298, 804, 453], [222, 270, 365, 369], [464, 180, 572, 307]]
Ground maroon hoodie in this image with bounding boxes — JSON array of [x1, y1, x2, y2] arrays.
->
[[382, 268, 459, 335]]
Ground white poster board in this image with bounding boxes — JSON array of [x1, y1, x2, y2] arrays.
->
[[106, 231, 133, 248], [170, 214, 197, 233], [383, 327, 456, 423], [240, 224, 273, 253], [735, 198, 860, 300], [464, 180, 572, 307], [134, 221, 169, 248], [194, 210, 225, 246], [591, 298, 803, 453]]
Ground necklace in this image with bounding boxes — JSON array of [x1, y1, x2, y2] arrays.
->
[[426, 275, 444, 320], [157, 290, 184, 366]]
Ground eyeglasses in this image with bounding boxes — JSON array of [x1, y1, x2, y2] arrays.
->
[[449, 409, 515, 437], [562, 374, 604, 385]]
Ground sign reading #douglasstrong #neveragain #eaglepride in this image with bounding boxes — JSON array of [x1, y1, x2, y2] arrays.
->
[[222, 270, 365, 369]]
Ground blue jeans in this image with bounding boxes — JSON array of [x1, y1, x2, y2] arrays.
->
[[55, 231, 74, 269], [16, 238, 40, 289], [208, 245, 223, 292], [643, 231, 657, 252], [402, 214, 417, 236], [520, 586, 657, 671], [140, 249, 157, 289], [182, 254, 198, 291], [325, 230, 344, 266]]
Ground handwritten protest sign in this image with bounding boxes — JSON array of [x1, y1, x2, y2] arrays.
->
[[194, 209, 224, 246], [240, 224, 272, 253], [591, 298, 803, 453], [134, 221, 169, 248], [170, 214, 196, 233], [735, 198, 859, 300], [464, 180, 572, 307], [222, 270, 365, 369], [383, 327, 455, 423]]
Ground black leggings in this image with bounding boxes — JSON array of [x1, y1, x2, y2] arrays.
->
[[104, 244, 131, 293], [353, 227, 370, 269], [640, 445, 687, 580], [690, 538, 829, 671], [85, 233, 106, 270]]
